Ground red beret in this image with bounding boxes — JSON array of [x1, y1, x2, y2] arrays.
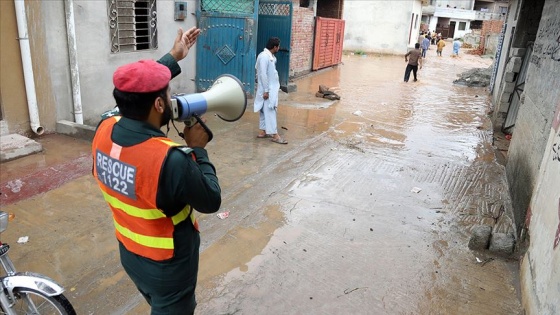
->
[[113, 59, 171, 93]]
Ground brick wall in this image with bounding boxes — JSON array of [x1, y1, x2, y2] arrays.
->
[[290, 5, 315, 78], [478, 20, 503, 51]]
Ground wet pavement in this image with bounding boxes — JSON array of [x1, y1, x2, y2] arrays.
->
[[0, 48, 522, 314]]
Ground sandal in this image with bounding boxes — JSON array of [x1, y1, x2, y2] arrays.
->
[[271, 137, 288, 144], [257, 134, 272, 138]]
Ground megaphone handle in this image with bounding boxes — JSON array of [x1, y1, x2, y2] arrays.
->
[[191, 113, 213, 142]]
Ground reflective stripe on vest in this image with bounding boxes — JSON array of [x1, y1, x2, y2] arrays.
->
[[101, 189, 193, 225], [92, 116, 198, 261]]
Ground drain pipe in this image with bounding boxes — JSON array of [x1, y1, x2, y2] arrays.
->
[[64, 0, 83, 124], [14, 0, 44, 135]]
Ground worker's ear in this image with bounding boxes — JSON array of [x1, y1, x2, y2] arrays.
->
[[154, 97, 165, 114]]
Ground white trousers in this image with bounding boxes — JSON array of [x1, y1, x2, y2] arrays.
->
[[259, 103, 277, 135]]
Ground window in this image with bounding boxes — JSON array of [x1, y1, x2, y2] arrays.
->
[[108, 0, 158, 53], [300, 0, 310, 8], [500, 6, 508, 15], [458, 21, 466, 31], [470, 20, 482, 30]]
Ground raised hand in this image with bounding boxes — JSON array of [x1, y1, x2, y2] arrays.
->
[[170, 27, 201, 61]]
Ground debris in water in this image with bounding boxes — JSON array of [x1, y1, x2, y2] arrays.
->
[[316, 85, 341, 100], [476, 257, 495, 266], [216, 211, 230, 219], [453, 67, 492, 87], [337, 287, 368, 298]]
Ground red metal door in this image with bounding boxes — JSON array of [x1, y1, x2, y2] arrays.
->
[[313, 17, 345, 71]]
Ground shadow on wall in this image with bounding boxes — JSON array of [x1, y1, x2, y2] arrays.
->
[[506, 154, 533, 239]]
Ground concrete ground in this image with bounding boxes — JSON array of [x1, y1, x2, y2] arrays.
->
[[0, 48, 521, 314]]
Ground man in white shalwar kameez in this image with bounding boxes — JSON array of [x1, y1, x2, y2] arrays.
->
[[254, 37, 287, 144]]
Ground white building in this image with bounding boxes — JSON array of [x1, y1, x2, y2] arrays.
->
[[343, 0, 423, 54], [421, 0, 507, 39]]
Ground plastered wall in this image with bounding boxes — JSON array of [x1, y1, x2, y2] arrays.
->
[[0, 0, 29, 134], [41, 0, 199, 127], [487, 1, 560, 312], [505, 0, 559, 233], [0, 0, 56, 135], [520, 100, 560, 314], [343, 1, 423, 55], [515, 7, 560, 314]]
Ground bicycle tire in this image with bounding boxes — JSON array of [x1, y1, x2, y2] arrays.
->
[[0, 288, 76, 315]]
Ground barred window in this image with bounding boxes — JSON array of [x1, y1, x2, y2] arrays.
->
[[108, 0, 158, 53]]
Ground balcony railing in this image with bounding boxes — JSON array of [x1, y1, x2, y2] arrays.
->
[[475, 11, 505, 20], [434, 7, 476, 20], [423, 5, 505, 21]]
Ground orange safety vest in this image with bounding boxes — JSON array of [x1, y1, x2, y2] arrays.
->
[[92, 116, 199, 261]]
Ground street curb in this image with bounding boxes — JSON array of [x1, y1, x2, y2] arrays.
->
[[56, 120, 96, 142]]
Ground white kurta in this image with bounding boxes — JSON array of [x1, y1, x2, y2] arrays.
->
[[254, 48, 280, 134]]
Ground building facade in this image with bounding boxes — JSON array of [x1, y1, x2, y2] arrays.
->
[[421, 0, 507, 39], [0, 0, 343, 138], [343, 0, 423, 54], [0, 0, 202, 135]]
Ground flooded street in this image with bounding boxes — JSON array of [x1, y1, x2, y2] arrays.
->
[[0, 48, 521, 314], [195, 51, 520, 314]]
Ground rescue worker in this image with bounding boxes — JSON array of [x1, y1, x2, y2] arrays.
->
[[91, 27, 221, 315]]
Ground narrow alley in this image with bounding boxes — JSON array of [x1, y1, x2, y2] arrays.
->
[[0, 47, 522, 314]]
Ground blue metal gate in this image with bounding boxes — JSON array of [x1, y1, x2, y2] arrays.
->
[[196, 0, 258, 95], [257, 1, 292, 91]]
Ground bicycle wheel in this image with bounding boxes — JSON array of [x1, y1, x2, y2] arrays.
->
[[1, 288, 76, 315]]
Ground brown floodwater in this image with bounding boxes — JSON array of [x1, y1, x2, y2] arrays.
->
[[194, 51, 521, 314]]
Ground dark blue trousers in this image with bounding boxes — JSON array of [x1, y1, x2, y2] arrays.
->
[[404, 64, 418, 82]]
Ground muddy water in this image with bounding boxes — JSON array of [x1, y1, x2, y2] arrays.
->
[[195, 51, 521, 315], [0, 50, 521, 314]]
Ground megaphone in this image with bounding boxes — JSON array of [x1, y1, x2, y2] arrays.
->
[[171, 74, 247, 125]]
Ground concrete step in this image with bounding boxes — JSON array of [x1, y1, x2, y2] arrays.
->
[[0, 133, 42, 162], [0, 120, 8, 136]]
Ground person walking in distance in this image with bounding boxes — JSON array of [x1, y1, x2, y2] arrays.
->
[[91, 27, 222, 315], [254, 37, 288, 144], [437, 38, 446, 56], [453, 38, 461, 56], [404, 43, 423, 82], [421, 35, 431, 58]]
